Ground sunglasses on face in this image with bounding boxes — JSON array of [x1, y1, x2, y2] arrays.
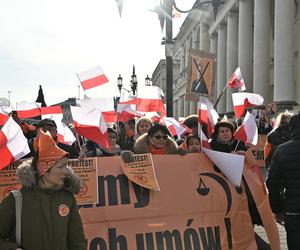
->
[[153, 135, 168, 140]]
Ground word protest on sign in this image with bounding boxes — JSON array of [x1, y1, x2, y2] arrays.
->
[[68, 157, 98, 205], [78, 154, 280, 250], [120, 153, 160, 191]]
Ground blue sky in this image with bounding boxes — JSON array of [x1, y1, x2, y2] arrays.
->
[[0, 0, 194, 106]]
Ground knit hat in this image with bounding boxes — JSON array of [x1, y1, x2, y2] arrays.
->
[[36, 130, 68, 176]]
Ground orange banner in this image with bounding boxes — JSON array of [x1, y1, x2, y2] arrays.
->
[[68, 158, 98, 205], [120, 153, 160, 191], [79, 154, 279, 249], [249, 134, 267, 167]]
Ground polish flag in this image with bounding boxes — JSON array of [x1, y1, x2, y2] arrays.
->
[[70, 106, 110, 149], [197, 96, 219, 136], [119, 91, 136, 105], [78, 97, 116, 123], [0, 117, 30, 170], [227, 67, 246, 91], [234, 111, 258, 145], [16, 101, 41, 119], [136, 86, 166, 117], [0, 107, 9, 126], [161, 117, 187, 138], [143, 112, 161, 122], [41, 106, 76, 145], [116, 103, 144, 122], [77, 66, 109, 91], [232, 92, 264, 118], [199, 129, 211, 149]]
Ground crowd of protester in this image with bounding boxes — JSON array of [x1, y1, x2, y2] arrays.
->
[[3, 107, 300, 249]]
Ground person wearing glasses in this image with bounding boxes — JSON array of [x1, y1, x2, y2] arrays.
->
[[133, 124, 178, 155]]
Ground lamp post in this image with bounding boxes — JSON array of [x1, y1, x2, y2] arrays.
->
[[145, 75, 151, 86], [156, 0, 224, 117], [114, 0, 224, 116]]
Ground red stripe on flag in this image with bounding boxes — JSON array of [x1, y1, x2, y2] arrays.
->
[[41, 106, 62, 115], [73, 121, 111, 149], [233, 104, 245, 118], [81, 74, 109, 90], [0, 130, 14, 170], [0, 114, 9, 126], [17, 108, 41, 119], [102, 111, 116, 123], [234, 125, 248, 142], [136, 99, 165, 116], [117, 111, 135, 122]]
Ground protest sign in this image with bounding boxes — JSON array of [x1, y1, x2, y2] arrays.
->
[[0, 162, 22, 202], [120, 153, 160, 191], [249, 134, 267, 167], [68, 157, 98, 205]]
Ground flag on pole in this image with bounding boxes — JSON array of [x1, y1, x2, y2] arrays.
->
[[77, 66, 109, 91], [0, 117, 30, 169], [234, 111, 258, 145], [232, 92, 264, 118], [70, 106, 110, 149], [116, 103, 144, 122], [227, 67, 246, 91], [161, 117, 187, 138], [78, 96, 116, 123], [136, 86, 166, 117], [197, 96, 219, 136], [41, 106, 76, 145], [16, 101, 41, 119]]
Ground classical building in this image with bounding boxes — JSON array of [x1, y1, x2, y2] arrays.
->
[[152, 0, 300, 119]]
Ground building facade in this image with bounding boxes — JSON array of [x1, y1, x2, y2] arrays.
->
[[153, 0, 300, 119]]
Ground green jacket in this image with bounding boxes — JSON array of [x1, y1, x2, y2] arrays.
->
[[0, 160, 86, 250]]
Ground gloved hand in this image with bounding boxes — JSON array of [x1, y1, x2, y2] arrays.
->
[[121, 151, 135, 163]]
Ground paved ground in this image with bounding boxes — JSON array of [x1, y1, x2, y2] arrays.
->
[[254, 223, 287, 249]]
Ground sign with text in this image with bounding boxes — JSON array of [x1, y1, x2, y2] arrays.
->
[[68, 157, 98, 205], [120, 153, 160, 191]]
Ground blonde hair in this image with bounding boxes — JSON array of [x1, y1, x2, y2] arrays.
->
[[275, 110, 293, 128], [136, 117, 153, 135]]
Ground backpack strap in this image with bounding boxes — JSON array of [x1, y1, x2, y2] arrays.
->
[[11, 190, 22, 247]]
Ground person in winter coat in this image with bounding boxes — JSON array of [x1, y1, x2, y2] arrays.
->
[[266, 113, 300, 250], [118, 119, 135, 151], [134, 124, 178, 155], [264, 111, 293, 169], [209, 119, 262, 226], [0, 130, 86, 250]]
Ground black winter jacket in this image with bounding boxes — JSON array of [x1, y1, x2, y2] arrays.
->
[[266, 128, 300, 213]]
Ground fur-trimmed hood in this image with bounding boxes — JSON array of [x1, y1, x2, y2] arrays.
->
[[134, 133, 178, 155], [16, 159, 81, 194]]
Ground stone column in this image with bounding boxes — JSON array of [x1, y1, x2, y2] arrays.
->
[[238, 0, 253, 92], [210, 34, 218, 103], [184, 98, 190, 116], [200, 23, 210, 52], [174, 99, 178, 119], [226, 12, 238, 111], [253, 0, 270, 101], [274, 0, 294, 102], [217, 24, 227, 113]]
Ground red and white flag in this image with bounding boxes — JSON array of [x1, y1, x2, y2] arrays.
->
[[41, 106, 76, 145], [77, 66, 109, 91], [234, 111, 258, 145], [0, 117, 30, 170], [116, 103, 144, 122], [161, 117, 187, 138], [227, 67, 246, 91], [70, 106, 110, 149], [197, 96, 219, 136], [0, 107, 9, 126], [16, 101, 41, 119], [78, 96, 116, 123], [136, 86, 166, 117], [232, 92, 264, 118], [143, 112, 161, 122], [199, 129, 211, 149]]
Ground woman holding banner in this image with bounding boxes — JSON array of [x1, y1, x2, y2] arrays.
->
[[0, 130, 86, 250]]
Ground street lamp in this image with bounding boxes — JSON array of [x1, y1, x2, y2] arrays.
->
[[155, 0, 224, 117], [117, 65, 138, 95], [145, 75, 151, 86]]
